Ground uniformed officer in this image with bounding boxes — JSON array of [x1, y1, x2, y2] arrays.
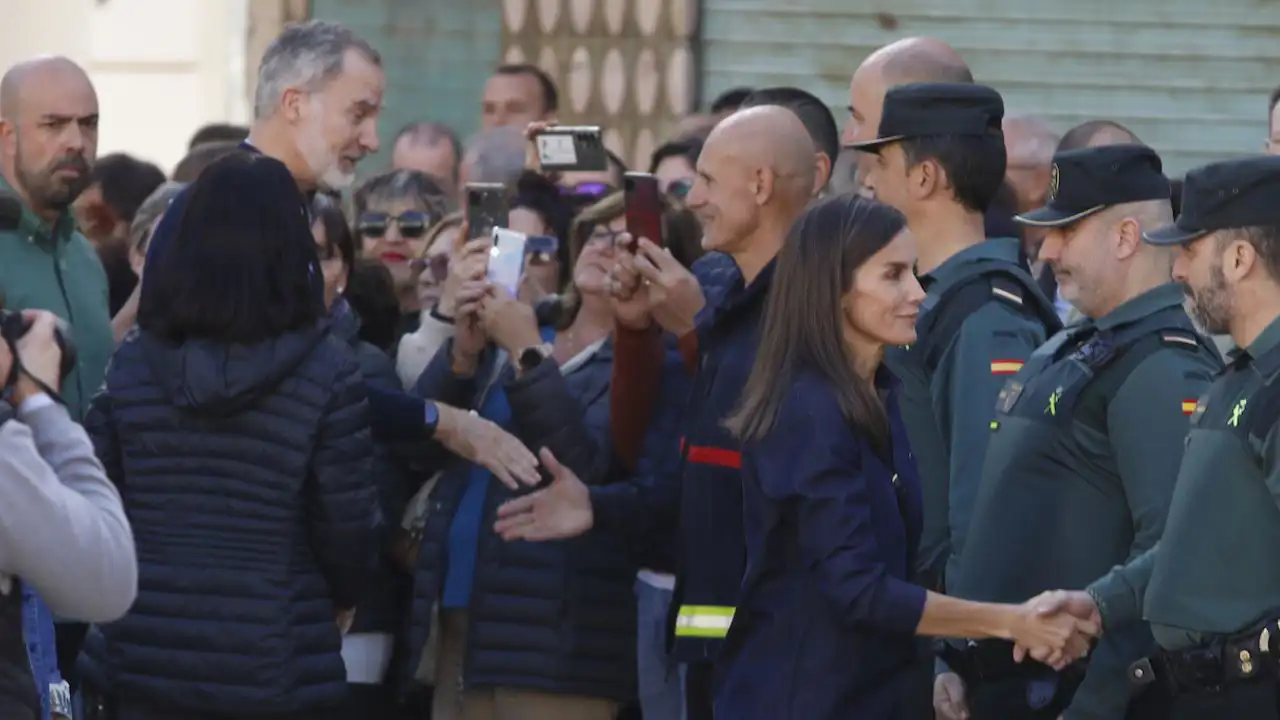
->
[[1036, 155, 1280, 718], [854, 83, 1061, 595], [935, 144, 1222, 720]]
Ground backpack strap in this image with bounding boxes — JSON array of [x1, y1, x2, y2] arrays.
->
[[916, 262, 1063, 376]]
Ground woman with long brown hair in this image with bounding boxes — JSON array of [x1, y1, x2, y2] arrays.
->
[[716, 195, 1098, 719]]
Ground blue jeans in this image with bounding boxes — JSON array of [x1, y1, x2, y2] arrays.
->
[[635, 577, 685, 720]]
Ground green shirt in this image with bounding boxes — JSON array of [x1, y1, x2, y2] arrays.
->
[[1143, 312, 1280, 650], [0, 175, 113, 419], [952, 283, 1220, 719], [886, 237, 1053, 587]]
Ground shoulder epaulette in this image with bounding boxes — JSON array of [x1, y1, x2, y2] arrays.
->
[[1160, 330, 1202, 349], [989, 276, 1026, 307]]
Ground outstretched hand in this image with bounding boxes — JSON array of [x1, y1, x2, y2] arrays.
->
[[1010, 590, 1101, 668], [493, 448, 594, 542]]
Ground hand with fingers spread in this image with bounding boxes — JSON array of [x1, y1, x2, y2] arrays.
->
[[493, 448, 593, 542], [933, 672, 969, 720], [433, 404, 541, 489], [606, 235, 655, 331], [630, 237, 705, 337], [1012, 590, 1103, 665]]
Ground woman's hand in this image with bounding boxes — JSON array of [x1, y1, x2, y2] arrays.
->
[[607, 234, 655, 331], [478, 285, 542, 357], [437, 221, 491, 318], [1006, 600, 1098, 669], [450, 280, 489, 376]]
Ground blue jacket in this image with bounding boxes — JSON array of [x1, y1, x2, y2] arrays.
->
[[587, 252, 747, 663], [77, 323, 380, 715], [401, 334, 637, 701], [714, 369, 927, 720]]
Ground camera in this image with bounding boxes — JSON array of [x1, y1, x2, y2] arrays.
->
[[0, 310, 77, 386]]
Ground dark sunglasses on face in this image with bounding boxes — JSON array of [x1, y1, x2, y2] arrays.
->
[[357, 210, 434, 240], [668, 178, 693, 199], [525, 235, 560, 264]]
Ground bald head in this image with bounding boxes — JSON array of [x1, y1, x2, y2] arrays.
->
[[0, 56, 99, 217], [0, 56, 93, 119], [871, 37, 974, 86], [711, 105, 815, 205], [1058, 120, 1142, 153]]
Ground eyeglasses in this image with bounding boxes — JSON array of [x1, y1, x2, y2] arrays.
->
[[526, 235, 560, 264], [667, 178, 692, 199], [411, 253, 450, 284], [357, 211, 435, 240], [587, 227, 625, 247]]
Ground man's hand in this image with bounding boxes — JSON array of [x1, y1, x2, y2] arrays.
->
[[493, 448, 593, 542], [1007, 594, 1100, 669], [434, 403, 540, 489], [629, 238, 705, 337], [1013, 590, 1102, 665], [335, 607, 355, 635], [12, 311, 65, 403], [933, 672, 969, 720]]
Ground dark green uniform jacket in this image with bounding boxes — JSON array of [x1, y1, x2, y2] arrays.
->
[[0, 175, 113, 419], [952, 283, 1221, 718], [1141, 313, 1280, 651], [885, 237, 1058, 590]]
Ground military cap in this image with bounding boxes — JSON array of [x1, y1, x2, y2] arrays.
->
[[848, 82, 1004, 153], [1145, 155, 1280, 245], [1016, 144, 1169, 227]]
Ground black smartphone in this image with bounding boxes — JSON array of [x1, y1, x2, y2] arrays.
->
[[624, 172, 664, 250], [534, 126, 608, 172], [465, 183, 508, 238]]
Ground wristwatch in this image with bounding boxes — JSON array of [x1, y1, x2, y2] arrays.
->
[[424, 400, 440, 437], [517, 343, 554, 372]]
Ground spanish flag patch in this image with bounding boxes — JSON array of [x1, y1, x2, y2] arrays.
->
[[990, 360, 1024, 376], [1182, 399, 1197, 415]]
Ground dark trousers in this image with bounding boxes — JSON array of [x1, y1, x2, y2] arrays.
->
[[1138, 680, 1280, 720], [346, 683, 392, 719], [82, 693, 344, 720], [894, 638, 936, 720], [683, 661, 714, 720]]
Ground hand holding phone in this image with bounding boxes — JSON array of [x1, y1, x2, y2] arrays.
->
[[487, 228, 530, 298]]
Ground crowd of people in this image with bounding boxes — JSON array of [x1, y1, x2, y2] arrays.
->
[[3, 14, 1280, 720]]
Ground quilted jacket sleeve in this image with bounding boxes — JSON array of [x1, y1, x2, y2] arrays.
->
[[355, 343, 411, 550], [505, 355, 611, 486], [307, 357, 379, 609]]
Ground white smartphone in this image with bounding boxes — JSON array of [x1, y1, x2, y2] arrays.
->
[[487, 227, 529, 297]]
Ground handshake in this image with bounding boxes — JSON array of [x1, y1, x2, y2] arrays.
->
[[1010, 589, 1102, 669]]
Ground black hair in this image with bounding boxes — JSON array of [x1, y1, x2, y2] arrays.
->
[[345, 259, 402, 352], [511, 170, 575, 269], [90, 153, 167, 224], [1056, 120, 1141, 153], [139, 153, 321, 345], [740, 87, 840, 172], [1169, 177, 1183, 220], [648, 136, 703, 174], [495, 63, 560, 114], [985, 179, 1021, 240], [187, 123, 249, 150], [710, 87, 754, 114], [899, 132, 1008, 213], [310, 194, 356, 272]]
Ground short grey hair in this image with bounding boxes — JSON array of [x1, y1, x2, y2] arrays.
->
[[253, 20, 381, 120], [130, 181, 187, 254], [462, 125, 526, 186]]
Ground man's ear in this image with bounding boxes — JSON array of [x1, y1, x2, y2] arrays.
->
[[753, 166, 775, 206], [813, 152, 832, 196]]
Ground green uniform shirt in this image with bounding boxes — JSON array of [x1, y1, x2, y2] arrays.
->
[[952, 283, 1220, 718], [886, 237, 1053, 588], [1144, 313, 1280, 651], [0, 175, 113, 419]]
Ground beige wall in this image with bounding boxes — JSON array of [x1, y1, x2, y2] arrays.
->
[[0, 0, 261, 174]]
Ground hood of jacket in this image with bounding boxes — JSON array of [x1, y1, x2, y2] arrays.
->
[[140, 323, 328, 417]]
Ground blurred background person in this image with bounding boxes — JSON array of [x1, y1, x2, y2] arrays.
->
[[77, 154, 380, 720], [391, 121, 463, 198], [396, 211, 463, 389]]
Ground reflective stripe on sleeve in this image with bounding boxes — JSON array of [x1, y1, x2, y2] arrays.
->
[[675, 604, 736, 638]]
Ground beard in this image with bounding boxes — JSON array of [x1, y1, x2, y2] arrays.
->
[[297, 114, 356, 192], [1183, 257, 1233, 336], [15, 137, 91, 211]]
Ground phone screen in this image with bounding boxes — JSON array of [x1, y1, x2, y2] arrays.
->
[[624, 173, 664, 249], [487, 228, 529, 297]]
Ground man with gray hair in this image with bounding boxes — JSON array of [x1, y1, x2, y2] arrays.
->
[[392, 121, 462, 196], [248, 19, 384, 192], [1003, 114, 1059, 218], [457, 124, 525, 201]]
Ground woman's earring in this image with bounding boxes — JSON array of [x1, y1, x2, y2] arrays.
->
[[336, 285, 345, 294]]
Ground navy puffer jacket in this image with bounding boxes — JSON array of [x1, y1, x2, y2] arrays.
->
[[77, 323, 380, 715]]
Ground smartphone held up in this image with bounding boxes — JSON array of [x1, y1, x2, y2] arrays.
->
[[533, 126, 607, 173], [624, 172, 664, 252]]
